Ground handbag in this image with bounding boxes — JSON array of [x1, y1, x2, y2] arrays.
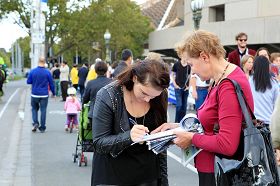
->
[[215, 79, 280, 186]]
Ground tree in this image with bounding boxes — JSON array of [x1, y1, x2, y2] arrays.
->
[[0, 0, 153, 64], [0, 50, 11, 67], [18, 36, 31, 68]]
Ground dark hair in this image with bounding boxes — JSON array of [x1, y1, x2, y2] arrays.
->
[[84, 63, 89, 67], [95, 61, 108, 76], [55, 63, 59, 68], [235, 32, 248, 40], [62, 61, 67, 65], [253, 56, 272, 92], [255, 47, 271, 60], [121, 49, 133, 61], [117, 59, 170, 126], [73, 64, 77, 67], [111, 61, 119, 69]]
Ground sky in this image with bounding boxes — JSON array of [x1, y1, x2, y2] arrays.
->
[[0, 0, 147, 52]]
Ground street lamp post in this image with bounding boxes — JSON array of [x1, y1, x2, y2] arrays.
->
[[103, 29, 111, 64], [191, 0, 204, 30]]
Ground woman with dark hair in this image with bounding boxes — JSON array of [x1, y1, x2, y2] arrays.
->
[[249, 55, 279, 126], [255, 47, 271, 60], [91, 59, 170, 186]]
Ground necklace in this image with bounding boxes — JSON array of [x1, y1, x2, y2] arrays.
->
[[214, 63, 230, 86]]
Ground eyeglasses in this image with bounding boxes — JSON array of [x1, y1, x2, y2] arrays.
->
[[238, 39, 247, 42]]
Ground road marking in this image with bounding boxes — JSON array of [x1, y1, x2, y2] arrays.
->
[[49, 110, 66, 115], [167, 150, 198, 174], [0, 88, 19, 119]]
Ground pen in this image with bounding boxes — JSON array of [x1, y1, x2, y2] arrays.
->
[[129, 118, 149, 137], [129, 118, 138, 125]]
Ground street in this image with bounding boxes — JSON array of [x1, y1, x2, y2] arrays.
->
[[1, 79, 279, 186], [0, 79, 198, 186]]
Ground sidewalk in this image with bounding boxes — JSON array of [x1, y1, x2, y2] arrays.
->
[[13, 89, 32, 185]]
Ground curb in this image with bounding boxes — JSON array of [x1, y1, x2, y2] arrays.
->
[[13, 88, 32, 186]]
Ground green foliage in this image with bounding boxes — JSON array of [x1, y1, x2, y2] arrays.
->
[[0, 51, 11, 67], [0, 0, 153, 65], [18, 37, 31, 68]]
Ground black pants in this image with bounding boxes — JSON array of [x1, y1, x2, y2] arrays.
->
[[60, 81, 69, 101], [198, 172, 216, 186]]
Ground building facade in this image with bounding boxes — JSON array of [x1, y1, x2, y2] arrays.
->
[[145, 0, 280, 57]]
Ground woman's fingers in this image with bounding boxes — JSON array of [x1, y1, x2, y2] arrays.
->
[[151, 123, 179, 134], [130, 125, 149, 142]]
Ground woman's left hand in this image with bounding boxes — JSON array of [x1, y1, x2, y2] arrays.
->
[[173, 131, 194, 149]]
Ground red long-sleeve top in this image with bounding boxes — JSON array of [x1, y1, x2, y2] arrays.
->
[[192, 67, 254, 173]]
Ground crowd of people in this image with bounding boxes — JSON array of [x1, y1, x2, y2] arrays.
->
[[25, 30, 280, 186]]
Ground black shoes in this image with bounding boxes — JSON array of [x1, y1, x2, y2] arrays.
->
[[32, 124, 46, 133]]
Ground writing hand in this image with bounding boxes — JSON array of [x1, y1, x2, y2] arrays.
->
[[130, 124, 149, 143]]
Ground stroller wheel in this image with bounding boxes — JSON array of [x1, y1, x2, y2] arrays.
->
[[84, 157, 88, 166], [70, 126, 73, 133]]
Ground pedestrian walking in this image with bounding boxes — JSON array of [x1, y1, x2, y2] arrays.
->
[[70, 64, 79, 90], [60, 61, 70, 101], [52, 63, 61, 97], [153, 30, 254, 186], [171, 58, 191, 122], [78, 63, 89, 99], [112, 49, 133, 78], [91, 59, 170, 186], [27, 57, 55, 133]]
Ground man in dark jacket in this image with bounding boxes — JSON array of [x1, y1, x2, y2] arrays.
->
[[227, 32, 256, 67], [78, 63, 89, 99], [112, 49, 133, 78], [27, 57, 55, 133]]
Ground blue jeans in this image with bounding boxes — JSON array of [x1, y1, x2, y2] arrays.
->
[[31, 97, 48, 130], [195, 88, 208, 110], [54, 79, 60, 97], [174, 88, 189, 122]]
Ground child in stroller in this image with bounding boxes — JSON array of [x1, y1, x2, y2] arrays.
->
[[64, 87, 81, 132]]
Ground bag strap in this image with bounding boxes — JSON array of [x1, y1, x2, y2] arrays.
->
[[219, 78, 255, 129]]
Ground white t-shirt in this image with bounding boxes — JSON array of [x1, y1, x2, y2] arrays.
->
[[191, 74, 210, 87]]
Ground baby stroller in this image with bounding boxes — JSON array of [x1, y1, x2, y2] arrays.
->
[[72, 102, 93, 166]]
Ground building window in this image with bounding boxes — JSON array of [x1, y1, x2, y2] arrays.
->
[[209, 4, 225, 22]]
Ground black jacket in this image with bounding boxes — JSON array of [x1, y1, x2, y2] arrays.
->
[[112, 61, 128, 78], [92, 81, 168, 185], [78, 66, 88, 85], [83, 75, 112, 118]]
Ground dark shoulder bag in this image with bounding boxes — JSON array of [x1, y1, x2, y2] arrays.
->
[[215, 78, 280, 186]]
